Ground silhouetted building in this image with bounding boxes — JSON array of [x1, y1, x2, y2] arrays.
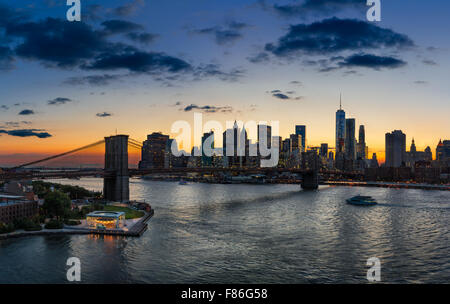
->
[[319, 144, 328, 158], [357, 125, 367, 160], [405, 138, 432, 167], [370, 153, 379, 168], [295, 125, 306, 152], [201, 131, 214, 167], [139, 132, 170, 169], [385, 130, 406, 167], [436, 139, 450, 161], [345, 118, 356, 161]]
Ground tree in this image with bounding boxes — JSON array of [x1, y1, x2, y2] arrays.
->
[[43, 190, 71, 220]]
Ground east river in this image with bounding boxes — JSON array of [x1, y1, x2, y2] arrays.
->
[[0, 178, 449, 283]]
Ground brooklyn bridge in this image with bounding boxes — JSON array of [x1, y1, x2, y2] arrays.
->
[[0, 135, 362, 202]]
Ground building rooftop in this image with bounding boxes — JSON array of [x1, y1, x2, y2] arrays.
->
[[86, 211, 125, 218]]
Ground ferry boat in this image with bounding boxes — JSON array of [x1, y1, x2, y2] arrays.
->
[[346, 195, 377, 206]]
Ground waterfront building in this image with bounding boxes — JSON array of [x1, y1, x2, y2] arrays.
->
[[139, 132, 170, 169], [295, 125, 306, 152], [385, 130, 406, 168], [0, 194, 38, 224], [405, 138, 433, 167], [86, 211, 126, 229]]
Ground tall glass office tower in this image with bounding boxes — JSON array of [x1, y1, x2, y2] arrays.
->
[[335, 95, 346, 153], [295, 125, 306, 152]]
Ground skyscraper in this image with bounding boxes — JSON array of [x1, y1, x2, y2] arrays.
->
[[357, 125, 367, 160], [345, 118, 356, 160], [335, 95, 346, 153], [201, 131, 214, 167], [295, 125, 306, 152], [139, 132, 170, 169], [385, 130, 406, 167]]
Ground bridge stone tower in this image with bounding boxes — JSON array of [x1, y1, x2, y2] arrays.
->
[[301, 151, 319, 190], [104, 135, 129, 202]]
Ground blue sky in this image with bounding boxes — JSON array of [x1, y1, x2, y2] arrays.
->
[[0, 0, 449, 164]]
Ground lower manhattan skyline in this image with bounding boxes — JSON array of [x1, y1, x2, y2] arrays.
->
[[0, 0, 450, 290], [0, 0, 449, 166]]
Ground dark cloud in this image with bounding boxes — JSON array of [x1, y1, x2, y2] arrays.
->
[[48, 97, 72, 105], [101, 20, 143, 35], [193, 27, 242, 45], [265, 18, 414, 57], [96, 112, 113, 117], [183, 104, 233, 113], [247, 52, 270, 64], [268, 89, 302, 101], [0, 46, 14, 70], [0, 129, 51, 138], [84, 51, 192, 73], [113, 0, 145, 17], [271, 0, 365, 17], [18, 109, 35, 115], [192, 21, 249, 45], [337, 54, 406, 70], [126, 32, 158, 44], [422, 59, 437, 66], [64, 74, 124, 86], [194, 64, 245, 82]]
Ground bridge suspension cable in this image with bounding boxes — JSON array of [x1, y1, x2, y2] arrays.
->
[[13, 139, 105, 169]]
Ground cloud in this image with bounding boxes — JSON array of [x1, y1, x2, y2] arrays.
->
[[101, 20, 143, 35], [64, 74, 124, 86], [268, 89, 303, 101], [422, 59, 437, 66], [84, 50, 192, 73], [18, 109, 35, 115], [126, 32, 158, 44], [0, 105, 9, 111], [48, 97, 72, 105], [192, 21, 249, 45], [271, 0, 365, 17], [113, 0, 145, 17], [414, 80, 428, 85], [96, 112, 113, 117], [182, 104, 233, 113], [247, 52, 270, 64], [0, 129, 51, 138], [194, 64, 245, 82], [265, 18, 414, 57], [337, 54, 406, 70]]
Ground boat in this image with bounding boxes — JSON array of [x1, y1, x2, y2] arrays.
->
[[179, 179, 188, 185], [346, 195, 377, 206]]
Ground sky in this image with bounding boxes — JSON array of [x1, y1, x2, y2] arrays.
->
[[0, 0, 449, 166]]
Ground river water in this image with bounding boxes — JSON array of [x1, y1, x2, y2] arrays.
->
[[0, 178, 449, 283]]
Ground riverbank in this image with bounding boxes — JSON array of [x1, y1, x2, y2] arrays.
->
[[0, 209, 154, 240], [324, 181, 450, 191]]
